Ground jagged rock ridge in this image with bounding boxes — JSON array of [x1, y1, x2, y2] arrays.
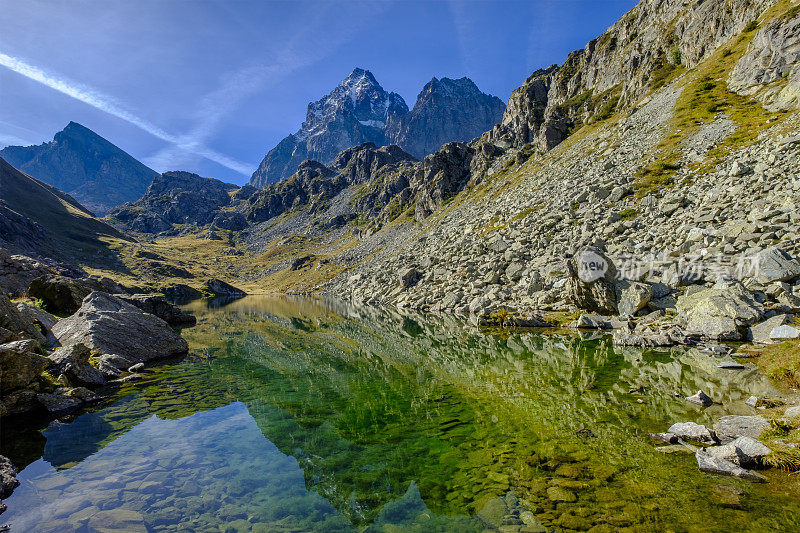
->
[[385, 77, 505, 159], [107, 171, 240, 234], [0, 122, 158, 215], [249, 69, 505, 187]]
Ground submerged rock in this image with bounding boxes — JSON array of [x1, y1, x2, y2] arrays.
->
[[695, 450, 766, 482], [686, 390, 713, 407], [52, 292, 188, 369]]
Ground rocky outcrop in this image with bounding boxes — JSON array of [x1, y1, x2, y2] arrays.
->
[[28, 275, 126, 316], [0, 122, 158, 215], [412, 143, 474, 221], [249, 69, 504, 187], [246, 144, 417, 224], [0, 157, 131, 263], [0, 248, 55, 297], [487, 0, 778, 151], [51, 292, 188, 367], [730, 7, 800, 110], [385, 77, 505, 159], [48, 343, 107, 387], [162, 284, 204, 303], [0, 340, 49, 392], [108, 171, 238, 234], [0, 291, 47, 344]]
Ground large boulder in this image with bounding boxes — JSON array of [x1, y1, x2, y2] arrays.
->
[[616, 280, 653, 317], [675, 281, 764, 340], [749, 314, 794, 344], [14, 301, 58, 347], [667, 421, 717, 444], [36, 386, 98, 415], [0, 249, 54, 297], [116, 294, 196, 327], [565, 247, 618, 314], [0, 340, 48, 391], [753, 247, 800, 284], [695, 450, 766, 482], [51, 292, 188, 368]]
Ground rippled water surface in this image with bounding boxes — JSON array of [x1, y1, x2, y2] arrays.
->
[[3, 296, 800, 532]]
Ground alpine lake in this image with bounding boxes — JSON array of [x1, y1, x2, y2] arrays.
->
[[2, 296, 800, 532]]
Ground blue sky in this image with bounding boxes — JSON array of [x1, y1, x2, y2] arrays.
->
[[0, 0, 637, 185]]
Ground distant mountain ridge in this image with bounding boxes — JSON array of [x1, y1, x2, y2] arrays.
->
[[249, 69, 505, 188], [0, 122, 158, 215]]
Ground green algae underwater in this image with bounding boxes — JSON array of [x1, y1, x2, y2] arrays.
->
[[2, 296, 800, 532]]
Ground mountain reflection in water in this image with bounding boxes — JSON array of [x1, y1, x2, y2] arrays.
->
[[2, 295, 799, 532]]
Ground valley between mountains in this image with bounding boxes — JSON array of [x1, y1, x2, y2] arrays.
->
[[3, 0, 800, 530]]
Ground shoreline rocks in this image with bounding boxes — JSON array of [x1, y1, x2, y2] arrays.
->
[[52, 292, 189, 367]]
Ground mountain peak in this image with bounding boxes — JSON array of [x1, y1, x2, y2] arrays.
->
[[343, 68, 379, 86], [0, 123, 157, 215], [248, 71, 504, 187]]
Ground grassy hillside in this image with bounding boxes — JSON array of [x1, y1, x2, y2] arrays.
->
[[0, 156, 132, 264]]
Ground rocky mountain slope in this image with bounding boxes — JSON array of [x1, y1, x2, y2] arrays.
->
[[249, 69, 504, 187], [0, 156, 130, 264], [107, 171, 241, 235], [0, 122, 158, 215], [322, 0, 800, 329]]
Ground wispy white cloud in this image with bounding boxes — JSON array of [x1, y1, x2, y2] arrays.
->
[[0, 132, 35, 147], [0, 51, 253, 175], [144, 1, 390, 176], [447, 0, 473, 73]]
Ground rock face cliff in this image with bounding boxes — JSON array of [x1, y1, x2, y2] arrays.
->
[[249, 69, 504, 187], [385, 77, 505, 159], [487, 0, 780, 152], [107, 171, 239, 234], [0, 122, 158, 215]]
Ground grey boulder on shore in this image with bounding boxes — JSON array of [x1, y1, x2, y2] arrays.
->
[[52, 291, 188, 367]]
